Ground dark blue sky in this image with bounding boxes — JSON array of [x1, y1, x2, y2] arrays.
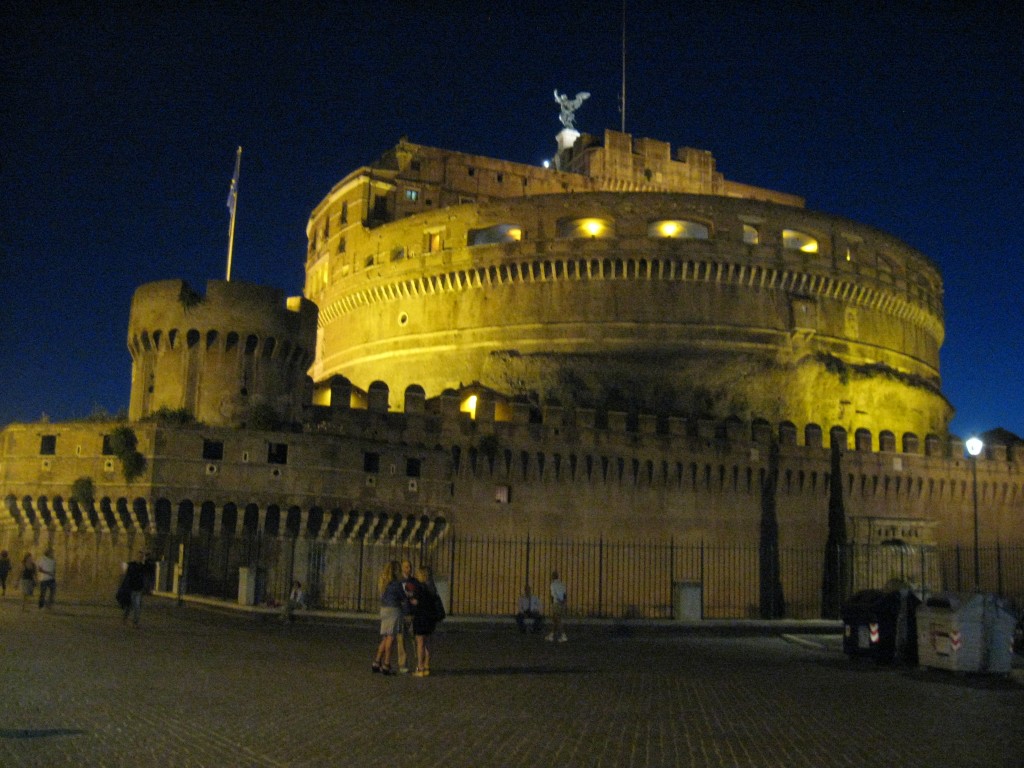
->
[[2, 1, 1022, 439]]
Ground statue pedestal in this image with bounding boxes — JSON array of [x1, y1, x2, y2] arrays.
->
[[554, 128, 580, 170]]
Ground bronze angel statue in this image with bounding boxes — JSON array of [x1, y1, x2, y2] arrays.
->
[[554, 89, 590, 130]]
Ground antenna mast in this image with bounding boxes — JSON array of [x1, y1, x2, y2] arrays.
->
[[225, 146, 242, 282], [620, 0, 626, 133]]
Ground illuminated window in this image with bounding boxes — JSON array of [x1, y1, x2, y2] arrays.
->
[[425, 231, 442, 253], [461, 395, 478, 419], [468, 223, 523, 246], [405, 189, 419, 201], [782, 229, 818, 253], [647, 220, 709, 239], [743, 224, 759, 244], [556, 217, 615, 239]]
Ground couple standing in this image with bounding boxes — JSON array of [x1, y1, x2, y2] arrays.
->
[[373, 559, 444, 677]]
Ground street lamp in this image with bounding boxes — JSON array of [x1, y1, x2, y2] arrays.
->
[[965, 436, 984, 590]]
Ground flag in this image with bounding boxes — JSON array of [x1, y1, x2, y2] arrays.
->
[[226, 147, 241, 218]]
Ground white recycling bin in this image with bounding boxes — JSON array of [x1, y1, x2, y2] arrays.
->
[[917, 592, 1017, 674]]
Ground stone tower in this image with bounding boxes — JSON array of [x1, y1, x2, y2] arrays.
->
[[127, 279, 317, 427]]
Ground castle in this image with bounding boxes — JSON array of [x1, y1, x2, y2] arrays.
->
[[1, 128, 1021, 617]]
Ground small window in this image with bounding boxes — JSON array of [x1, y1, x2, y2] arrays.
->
[[647, 220, 709, 239], [782, 229, 818, 253], [404, 189, 419, 202], [494, 485, 511, 504], [337, 237, 346, 253], [267, 443, 288, 465], [496, 173, 503, 183], [406, 457, 422, 477], [101, 435, 115, 455], [425, 231, 442, 253], [556, 217, 614, 239], [391, 246, 406, 261], [340, 202, 348, 224], [743, 224, 759, 244], [364, 451, 380, 473], [467, 167, 475, 176], [203, 439, 224, 461], [39, 435, 57, 455]]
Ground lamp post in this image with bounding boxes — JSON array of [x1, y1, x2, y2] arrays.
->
[[965, 436, 984, 590]]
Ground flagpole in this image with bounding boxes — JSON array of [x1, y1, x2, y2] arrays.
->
[[226, 146, 242, 281]]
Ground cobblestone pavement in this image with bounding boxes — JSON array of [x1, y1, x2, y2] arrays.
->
[[1, 595, 1022, 767]]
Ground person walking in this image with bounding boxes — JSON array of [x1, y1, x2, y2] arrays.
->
[[0, 550, 11, 596], [410, 565, 443, 677], [547, 570, 567, 642], [20, 553, 36, 611], [282, 580, 305, 622], [371, 560, 404, 676], [396, 558, 420, 673], [120, 552, 147, 627]]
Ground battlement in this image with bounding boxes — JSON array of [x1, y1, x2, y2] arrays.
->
[[312, 377, 1019, 463]]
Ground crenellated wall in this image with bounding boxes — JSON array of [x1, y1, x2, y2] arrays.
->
[[3, 382, 1019, 556]]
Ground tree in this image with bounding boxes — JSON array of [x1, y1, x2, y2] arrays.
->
[[759, 441, 786, 618], [821, 440, 848, 618], [108, 425, 147, 483]]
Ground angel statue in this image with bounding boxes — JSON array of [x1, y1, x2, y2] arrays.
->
[[554, 89, 590, 130]]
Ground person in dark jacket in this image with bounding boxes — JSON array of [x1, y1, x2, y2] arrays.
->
[[410, 565, 443, 677], [121, 552, 148, 627]]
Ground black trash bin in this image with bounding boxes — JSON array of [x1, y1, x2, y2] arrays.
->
[[842, 589, 903, 662]]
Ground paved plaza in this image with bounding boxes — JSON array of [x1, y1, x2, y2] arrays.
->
[[2, 594, 1022, 767]]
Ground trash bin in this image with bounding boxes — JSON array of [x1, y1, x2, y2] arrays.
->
[[917, 592, 1018, 673], [842, 589, 904, 662]]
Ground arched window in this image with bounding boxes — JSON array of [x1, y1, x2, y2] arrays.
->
[[782, 229, 818, 253], [743, 224, 759, 244], [647, 220, 709, 239], [468, 223, 523, 245]]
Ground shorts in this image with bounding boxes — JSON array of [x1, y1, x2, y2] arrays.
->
[[379, 606, 402, 636]]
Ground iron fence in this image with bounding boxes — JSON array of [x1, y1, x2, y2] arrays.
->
[[158, 533, 1024, 620]]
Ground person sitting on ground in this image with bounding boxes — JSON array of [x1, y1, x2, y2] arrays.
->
[[515, 584, 543, 633], [283, 580, 305, 622]]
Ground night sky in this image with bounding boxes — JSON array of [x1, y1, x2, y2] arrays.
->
[[2, 2, 1022, 441]]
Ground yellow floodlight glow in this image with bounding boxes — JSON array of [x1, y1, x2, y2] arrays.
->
[[507, 228, 522, 241], [658, 221, 681, 237], [581, 219, 605, 237], [461, 395, 478, 419]]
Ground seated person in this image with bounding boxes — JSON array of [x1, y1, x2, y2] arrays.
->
[[282, 580, 305, 622], [515, 585, 543, 633]]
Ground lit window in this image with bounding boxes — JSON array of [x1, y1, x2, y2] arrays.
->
[[556, 217, 614, 239], [425, 231, 442, 253], [743, 224, 759, 244], [461, 395, 478, 419], [468, 223, 523, 246], [782, 229, 818, 253], [648, 220, 709, 239], [405, 189, 419, 202]]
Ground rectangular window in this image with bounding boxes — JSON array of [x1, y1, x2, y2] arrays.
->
[[494, 485, 511, 504], [406, 458, 421, 477], [425, 231, 441, 253], [404, 189, 419, 201], [340, 202, 348, 224], [337, 237, 346, 253], [39, 435, 57, 455], [364, 451, 380, 473], [101, 435, 115, 455], [203, 439, 224, 461], [267, 442, 288, 465]]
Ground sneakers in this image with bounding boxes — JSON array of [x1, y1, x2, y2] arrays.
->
[[413, 668, 430, 677], [558, 633, 568, 642], [398, 666, 410, 674], [545, 632, 554, 641]]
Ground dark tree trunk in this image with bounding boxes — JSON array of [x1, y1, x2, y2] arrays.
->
[[759, 441, 786, 618], [821, 440, 848, 619]]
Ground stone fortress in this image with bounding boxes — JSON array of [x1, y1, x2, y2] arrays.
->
[[1, 124, 1021, 614]]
